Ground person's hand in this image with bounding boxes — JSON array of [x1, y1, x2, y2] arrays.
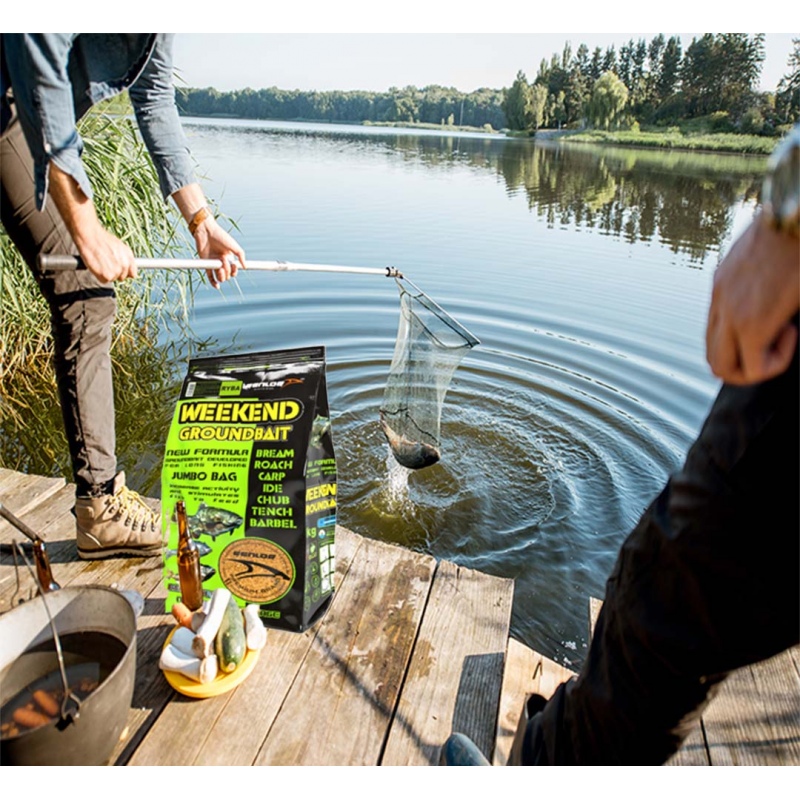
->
[[47, 162, 137, 282], [706, 213, 799, 385], [193, 215, 247, 289], [74, 223, 138, 283]]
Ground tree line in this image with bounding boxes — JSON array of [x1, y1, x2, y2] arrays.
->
[[177, 84, 506, 131], [504, 34, 798, 134], [176, 34, 800, 135]]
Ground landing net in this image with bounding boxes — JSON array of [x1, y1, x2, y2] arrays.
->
[[380, 278, 479, 470]]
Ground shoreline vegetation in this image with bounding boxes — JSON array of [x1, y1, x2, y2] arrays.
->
[[180, 112, 776, 155]]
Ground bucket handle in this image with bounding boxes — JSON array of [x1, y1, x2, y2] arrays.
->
[[8, 541, 82, 725]]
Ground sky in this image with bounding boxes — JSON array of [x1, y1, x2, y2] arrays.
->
[[171, 32, 797, 95], [5, 5, 797, 94]]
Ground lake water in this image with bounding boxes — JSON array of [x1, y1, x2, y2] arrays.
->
[[170, 118, 765, 667]]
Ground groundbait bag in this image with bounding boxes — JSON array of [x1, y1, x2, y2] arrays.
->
[[161, 346, 337, 633]]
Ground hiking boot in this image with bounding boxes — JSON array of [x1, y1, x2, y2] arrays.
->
[[75, 471, 162, 560]]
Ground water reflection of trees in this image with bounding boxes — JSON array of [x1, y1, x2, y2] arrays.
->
[[374, 133, 764, 263], [497, 141, 764, 262]]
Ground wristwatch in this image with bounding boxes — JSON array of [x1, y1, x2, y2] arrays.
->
[[761, 126, 800, 237]]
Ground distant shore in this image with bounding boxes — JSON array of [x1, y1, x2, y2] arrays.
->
[[177, 112, 779, 156], [534, 127, 778, 156]]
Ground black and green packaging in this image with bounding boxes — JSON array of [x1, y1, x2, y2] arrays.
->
[[161, 347, 337, 633]]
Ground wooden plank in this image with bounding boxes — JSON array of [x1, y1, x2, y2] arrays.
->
[[493, 637, 576, 765], [0, 483, 75, 544], [0, 484, 77, 601], [0, 500, 84, 611], [248, 534, 436, 766], [0, 471, 66, 525], [666, 723, 709, 766], [589, 596, 602, 637], [751, 645, 800, 764], [381, 560, 513, 766], [702, 647, 800, 766]]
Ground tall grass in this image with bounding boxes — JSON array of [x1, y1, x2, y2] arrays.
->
[[564, 128, 777, 155], [0, 95, 204, 488]]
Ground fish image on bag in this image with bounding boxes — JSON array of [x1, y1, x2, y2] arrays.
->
[[187, 503, 244, 540]]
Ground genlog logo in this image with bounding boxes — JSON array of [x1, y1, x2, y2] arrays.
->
[[218, 537, 295, 603]]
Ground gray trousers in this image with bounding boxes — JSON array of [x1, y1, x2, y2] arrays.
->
[[521, 337, 800, 764], [1, 106, 117, 495]]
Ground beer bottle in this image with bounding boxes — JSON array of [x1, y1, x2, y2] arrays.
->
[[176, 500, 204, 611], [33, 539, 60, 593]]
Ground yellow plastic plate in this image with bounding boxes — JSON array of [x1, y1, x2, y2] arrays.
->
[[161, 625, 260, 698]]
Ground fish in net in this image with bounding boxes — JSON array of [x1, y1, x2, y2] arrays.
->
[[380, 278, 479, 470]]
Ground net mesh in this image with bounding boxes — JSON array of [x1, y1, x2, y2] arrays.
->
[[380, 278, 479, 470]]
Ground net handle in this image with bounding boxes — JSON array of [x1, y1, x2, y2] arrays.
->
[[38, 254, 403, 278]]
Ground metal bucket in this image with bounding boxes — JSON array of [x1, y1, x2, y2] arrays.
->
[[0, 586, 137, 766]]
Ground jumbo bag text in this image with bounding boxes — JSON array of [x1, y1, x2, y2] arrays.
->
[[162, 347, 337, 632]]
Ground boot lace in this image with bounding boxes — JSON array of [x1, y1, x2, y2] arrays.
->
[[109, 485, 159, 532]]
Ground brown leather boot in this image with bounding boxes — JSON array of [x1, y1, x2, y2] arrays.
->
[[75, 471, 161, 559]]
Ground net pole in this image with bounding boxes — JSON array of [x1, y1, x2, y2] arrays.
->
[[38, 254, 403, 278]]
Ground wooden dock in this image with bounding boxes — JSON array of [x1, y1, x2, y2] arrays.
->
[[1, 468, 798, 766]]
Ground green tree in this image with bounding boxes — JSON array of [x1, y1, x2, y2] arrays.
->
[[590, 47, 603, 81], [575, 43, 591, 81], [602, 46, 618, 75], [618, 40, 633, 87], [656, 36, 682, 105], [586, 71, 629, 129], [776, 37, 800, 123], [681, 34, 764, 118], [503, 70, 534, 131], [530, 83, 548, 130], [565, 58, 590, 126]]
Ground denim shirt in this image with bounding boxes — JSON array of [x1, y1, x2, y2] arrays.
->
[[0, 33, 196, 211]]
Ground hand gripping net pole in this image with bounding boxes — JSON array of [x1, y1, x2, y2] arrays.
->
[[380, 277, 479, 470]]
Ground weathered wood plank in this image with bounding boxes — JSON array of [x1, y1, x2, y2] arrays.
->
[[249, 533, 437, 766], [665, 723, 709, 766], [190, 529, 364, 766], [750, 645, 800, 765], [0, 472, 67, 532], [0, 499, 161, 612], [702, 648, 800, 766], [0, 483, 75, 544], [589, 596, 602, 637], [381, 560, 513, 766], [493, 637, 576, 765]]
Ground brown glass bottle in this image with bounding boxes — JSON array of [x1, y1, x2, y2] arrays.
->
[[33, 539, 60, 593], [176, 500, 204, 611]]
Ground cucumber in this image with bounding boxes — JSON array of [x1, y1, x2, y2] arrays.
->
[[215, 596, 247, 672]]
